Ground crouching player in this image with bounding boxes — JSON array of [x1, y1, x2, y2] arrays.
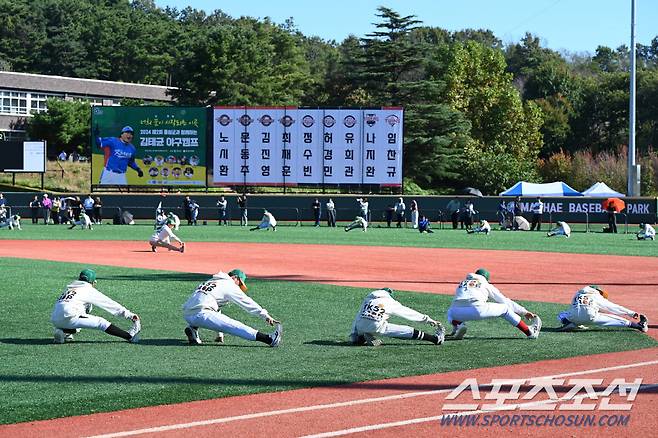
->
[[557, 285, 648, 332], [637, 223, 655, 240], [345, 216, 368, 232], [467, 219, 491, 235], [349, 288, 445, 346], [547, 221, 571, 238], [50, 269, 141, 343], [149, 218, 185, 252], [0, 214, 21, 230], [447, 269, 542, 340], [250, 209, 277, 231]]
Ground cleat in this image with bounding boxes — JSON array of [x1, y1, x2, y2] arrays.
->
[[128, 318, 141, 342], [362, 333, 382, 347], [435, 323, 446, 345], [180, 243, 185, 253], [185, 326, 202, 345], [528, 316, 542, 339], [269, 323, 282, 347], [639, 315, 648, 333], [557, 322, 577, 332], [53, 328, 65, 344], [151, 245, 157, 252], [452, 322, 467, 340]]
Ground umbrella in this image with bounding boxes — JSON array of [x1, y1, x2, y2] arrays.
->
[[601, 198, 625, 213], [463, 187, 484, 197]]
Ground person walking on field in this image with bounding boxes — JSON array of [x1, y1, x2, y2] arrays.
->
[[182, 269, 282, 347], [446, 268, 542, 340], [50, 269, 141, 344]]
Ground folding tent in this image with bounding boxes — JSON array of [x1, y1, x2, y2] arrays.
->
[[582, 182, 625, 197], [499, 181, 583, 197]]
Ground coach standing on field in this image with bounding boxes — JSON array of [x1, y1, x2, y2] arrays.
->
[[96, 126, 144, 185], [530, 197, 543, 231]]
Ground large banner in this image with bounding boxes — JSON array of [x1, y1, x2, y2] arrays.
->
[[91, 107, 207, 186], [211, 107, 403, 186]]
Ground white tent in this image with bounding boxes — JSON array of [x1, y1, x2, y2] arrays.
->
[[499, 181, 583, 197], [582, 182, 625, 197]]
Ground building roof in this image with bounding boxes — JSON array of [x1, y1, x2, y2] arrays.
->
[[0, 71, 175, 101]]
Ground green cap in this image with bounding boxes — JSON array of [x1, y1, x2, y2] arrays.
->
[[475, 268, 490, 282], [166, 218, 174, 225], [381, 287, 394, 295], [228, 269, 247, 283], [589, 284, 601, 291], [79, 269, 96, 284]]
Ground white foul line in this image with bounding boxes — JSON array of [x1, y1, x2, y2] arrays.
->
[[86, 359, 658, 438]]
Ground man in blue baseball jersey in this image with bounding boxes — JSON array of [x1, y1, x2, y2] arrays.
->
[[97, 126, 144, 185]]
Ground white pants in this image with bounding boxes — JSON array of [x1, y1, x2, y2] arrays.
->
[[355, 318, 414, 339], [51, 313, 111, 331], [411, 211, 419, 229], [447, 302, 521, 326], [637, 232, 654, 240], [558, 308, 630, 328], [184, 310, 258, 341], [100, 169, 127, 185]]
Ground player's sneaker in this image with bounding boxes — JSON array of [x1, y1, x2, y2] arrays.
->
[[435, 323, 446, 345], [557, 322, 577, 331], [639, 314, 649, 333], [269, 323, 282, 347], [128, 319, 141, 343], [180, 243, 186, 253], [185, 326, 202, 345], [528, 316, 542, 339], [452, 322, 467, 340], [150, 245, 157, 252], [362, 333, 382, 347], [214, 332, 224, 344], [53, 328, 65, 344]]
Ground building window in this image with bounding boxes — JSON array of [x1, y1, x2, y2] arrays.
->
[[0, 91, 28, 115], [29, 93, 58, 114]]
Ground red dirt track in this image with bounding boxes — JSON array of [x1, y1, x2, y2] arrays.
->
[[1, 240, 656, 437]]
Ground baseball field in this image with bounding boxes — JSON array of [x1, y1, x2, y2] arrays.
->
[[0, 223, 657, 437]]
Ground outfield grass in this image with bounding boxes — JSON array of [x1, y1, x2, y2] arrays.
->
[[0, 258, 655, 424], [1, 222, 657, 257]]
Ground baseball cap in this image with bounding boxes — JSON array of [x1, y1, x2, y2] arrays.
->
[[229, 269, 248, 292], [79, 268, 97, 284], [475, 268, 490, 282], [165, 218, 174, 225], [381, 287, 394, 295], [589, 284, 609, 299], [121, 126, 134, 133]]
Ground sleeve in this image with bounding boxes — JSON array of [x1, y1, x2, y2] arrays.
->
[[387, 299, 430, 323], [87, 287, 133, 319], [128, 155, 141, 172], [594, 295, 636, 317], [227, 287, 271, 320], [488, 285, 528, 315]]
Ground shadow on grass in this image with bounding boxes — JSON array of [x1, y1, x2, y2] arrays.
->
[[100, 272, 209, 282], [1, 338, 263, 347]]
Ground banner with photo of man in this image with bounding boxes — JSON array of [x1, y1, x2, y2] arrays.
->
[[91, 106, 207, 187]]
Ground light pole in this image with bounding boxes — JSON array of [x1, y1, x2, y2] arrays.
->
[[628, 0, 640, 196]]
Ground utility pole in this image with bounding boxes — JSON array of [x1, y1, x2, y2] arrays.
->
[[628, 0, 641, 196]]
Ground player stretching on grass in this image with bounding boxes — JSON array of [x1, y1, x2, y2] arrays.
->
[[250, 209, 277, 231], [447, 268, 542, 340], [50, 269, 141, 344], [557, 285, 649, 332], [149, 218, 185, 253], [182, 269, 282, 347], [349, 288, 445, 347], [345, 216, 368, 232]]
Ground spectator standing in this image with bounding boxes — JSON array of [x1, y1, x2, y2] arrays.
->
[[312, 198, 321, 227], [385, 204, 395, 227], [606, 204, 618, 234], [394, 197, 406, 228], [71, 196, 82, 221], [357, 197, 369, 222], [237, 194, 248, 226], [0, 193, 5, 207], [83, 195, 95, 220], [93, 197, 103, 224], [410, 200, 419, 229], [326, 198, 336, 227], [189, 199, 200, 226], [51, 196, 62, 224], [42, 194, 53, 225], [29, 195, 41, 224], [497, 199, 508, 228], [446, 198, 461, 229], [530, 197, 544, 231], [463, 200, 476, 230], [182, 196, 192, 225], [58, 151, 67, 161], [217, 196, 228, 225]]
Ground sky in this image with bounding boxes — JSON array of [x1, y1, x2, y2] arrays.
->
[[154, 0, 658, 54]]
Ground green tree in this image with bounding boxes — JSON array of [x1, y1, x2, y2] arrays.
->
[[26, 98, 91, 156]]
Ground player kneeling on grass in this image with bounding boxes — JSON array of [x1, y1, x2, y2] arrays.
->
[[181, 269, 282, 347], [418, 215, 434, 233], [68, 211, 93, 230], [557, 285, 648, 332], [50, 269, 141, 344], [250, 209, 277, 231], [547, 221, 571, 238], [447, 269, 542, 340], [349, 288, 445, 347], [345, 216, 368, 232], [467, 219, 491, 235], [637, 223, 655, 241], [0, 214, 21, 230], [149, 218, 185, 253]]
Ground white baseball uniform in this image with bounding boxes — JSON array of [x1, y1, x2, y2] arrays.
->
[[50, 280, 136, 331], [0, 215, 21, 230], [182, 272, 273, 341], [168, 213, 181, 230], [149, 224, 182, 246], [637, 224, 655, 240], [548, 221, 571, 237], [350, 289, 434, 339], [470, 220, 491, 234], [345, 216, 368, 232], [70, 212, 93, 229], [447, 273, 529, 327], [254, 211, 277, 230], [557, 286, 638, 328]]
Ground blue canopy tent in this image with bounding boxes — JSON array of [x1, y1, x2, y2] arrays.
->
[[500, 181, 583, 197]]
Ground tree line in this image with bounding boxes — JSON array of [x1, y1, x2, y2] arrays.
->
[[2, 0, 658, 194]]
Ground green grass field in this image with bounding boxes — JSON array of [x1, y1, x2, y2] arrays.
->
[[0, 222, 657, 256], [0, 256, 656, 425]]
